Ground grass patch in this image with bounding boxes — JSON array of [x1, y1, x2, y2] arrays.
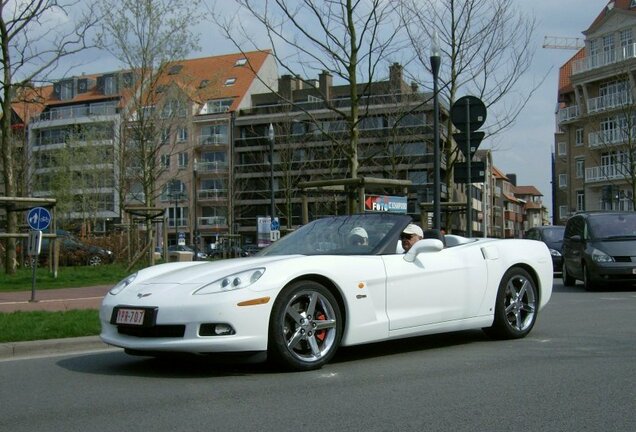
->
[[0, 310, 100, 343], [0, 263, 145, 292]]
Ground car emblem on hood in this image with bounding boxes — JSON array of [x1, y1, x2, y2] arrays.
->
[[137, 292, 152, 298]]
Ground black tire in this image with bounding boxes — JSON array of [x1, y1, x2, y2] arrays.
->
[[484, 267, 538, 339], [583, 264, 600, 292], [88, 255, 103, 266], [268, 281, 342, 371], [562, 263, 576, 287]]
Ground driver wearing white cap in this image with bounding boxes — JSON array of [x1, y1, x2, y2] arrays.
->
[[400, 224, 423, 252]]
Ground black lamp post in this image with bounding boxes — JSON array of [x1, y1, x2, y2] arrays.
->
[[193, 158, 198, 260], [430, 30, 441, 230], [268, 123, 275, 220]]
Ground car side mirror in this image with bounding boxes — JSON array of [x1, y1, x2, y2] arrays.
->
[[403, 239, 444, 262]]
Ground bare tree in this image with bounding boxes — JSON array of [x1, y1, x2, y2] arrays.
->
[[213, 0, 405, 213], [96, 0, 201, 265], [1, 0, 98, 274], [401, 0, 542, 224]]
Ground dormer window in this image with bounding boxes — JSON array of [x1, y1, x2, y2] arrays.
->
[[234, 58, 247, 67], [199, 79, 209, 88], [224, 77, 236, 86], [168, 64, 183, 75]]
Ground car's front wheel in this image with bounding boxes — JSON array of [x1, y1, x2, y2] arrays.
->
[[484, 267, 538, 339], [268, 281, 342, 371], [583, 263, 600, 291], [562, 263, 576, 286], [88, 255, 103, 266]]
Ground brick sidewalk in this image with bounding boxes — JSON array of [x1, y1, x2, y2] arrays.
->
[[0, 286, 111, 313]]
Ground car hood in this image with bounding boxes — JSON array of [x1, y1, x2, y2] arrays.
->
[[133, 255, 297, 286], [590, 240, 636, 256]]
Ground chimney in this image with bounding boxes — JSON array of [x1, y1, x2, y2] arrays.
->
[[410, 81, 418, 93], [506, 174, 517, 186], [319, 70, 332, 101], [278, 75, 293, 100], [389, 63, 403, 92]]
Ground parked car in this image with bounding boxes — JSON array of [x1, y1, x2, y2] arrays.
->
[[242, 244, 262, 256], [208, 245, 249, 259], [100, 213, 553, 371], [562, 211, 636, 290], [167, 245, 208, 260], [525, 226, 565, 272], [35, 230, 114, 266]]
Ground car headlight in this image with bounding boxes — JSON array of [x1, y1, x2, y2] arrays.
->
[[549, 248, 562, 257], [109, 273, 138, 295], [591, 248, 614, 263], [193, 268, 265, 295]]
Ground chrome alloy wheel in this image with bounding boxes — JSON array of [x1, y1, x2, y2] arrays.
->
[[503, 274, 537, 332], [281, 290, 338, 363]]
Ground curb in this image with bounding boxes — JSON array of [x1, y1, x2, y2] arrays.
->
[[0, 336, 115, 360]]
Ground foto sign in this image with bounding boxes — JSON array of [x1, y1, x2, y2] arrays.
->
[[364, 195, 407, 214]]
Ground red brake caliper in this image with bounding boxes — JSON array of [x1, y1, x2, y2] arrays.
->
[[315, 312, 326, 342]]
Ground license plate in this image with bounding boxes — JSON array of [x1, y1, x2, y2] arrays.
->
[[115, 308, 146, 326]]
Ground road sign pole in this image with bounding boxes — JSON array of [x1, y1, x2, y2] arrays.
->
[[466, 98, 472, 237]]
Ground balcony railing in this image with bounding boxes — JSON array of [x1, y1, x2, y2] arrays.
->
[[558, 105, 579, 123], [588, 127, 636, 148], [197, 161, 228, 173], [198, 188, 228, 201], [572, 43, 636, 75], [585, 165, 629, 182], [31, 103, 118, 123], [167, 218, 188, 228], [198, 134, 228, 146], [198, 216, 228, 227], [587, 92, 632, 114]]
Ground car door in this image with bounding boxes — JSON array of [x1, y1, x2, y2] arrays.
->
[[383, 245, 488, 331]]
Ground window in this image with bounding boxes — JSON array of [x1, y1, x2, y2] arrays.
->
[[160, 154, 170, 168], [204, 99, 233, 114], [161, 128, 171, 144], [631, 0, 636, 9], [575, 128, 584, 146], [234, 58, 247, 67], [178, 152, 188, 168], [224, 77, 236, 86], [168, 64, 183, 75], [576, 190, 585, 211], [559, 205, 569, 221], [199, 80, 209, 88], [558, 173, 567, 188], [103, 75, 117, 95], [59, 80, 74, 100], [575, 159, 585, 178], [557, 142, 567, 156], [177, 127, 188, 142]]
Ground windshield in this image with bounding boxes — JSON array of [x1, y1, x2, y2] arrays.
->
[[588, 213, 636, 239], [542, 227, 565, 242], [260, 213, 411, 256]]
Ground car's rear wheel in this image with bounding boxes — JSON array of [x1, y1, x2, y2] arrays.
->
[[268, 281, 342, 371], [562, 263, 576, 286], [484, 267, 538, 339]]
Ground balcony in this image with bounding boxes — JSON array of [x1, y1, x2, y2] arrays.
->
[[198, 134, 228, 146], [198, 188, 228, 202], [585, 165, 629, 183], [167, 218, 188, 228], [587, 92, 632, 114], [197, 161, 228, 174], [588, 127, 636, 148], [572, 43, 636, 75], [198, 216, 228, 229], [557, 105, 579, 123], [31, 102, 118, 123]]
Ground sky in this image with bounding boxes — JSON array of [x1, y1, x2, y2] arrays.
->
[[50, 0, 611, 220]]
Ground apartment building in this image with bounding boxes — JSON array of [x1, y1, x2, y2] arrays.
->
[[232, 63, 450, 243], [555, 0, 636, 223]]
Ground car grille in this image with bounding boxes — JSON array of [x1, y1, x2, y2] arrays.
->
[[117, 325, 186, 338], [613, 256, 634, 263]]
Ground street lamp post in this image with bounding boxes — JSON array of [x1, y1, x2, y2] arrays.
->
[[430, 30, 442, 230], [193, 158, 198, 261], [268, 123, 275, 220]]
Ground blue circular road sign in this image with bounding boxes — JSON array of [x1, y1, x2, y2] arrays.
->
[[27, 207, 52, 231]]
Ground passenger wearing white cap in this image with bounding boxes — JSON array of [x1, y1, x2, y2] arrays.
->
[[400, 223, 423, 252], [348, 226, 369, 246]]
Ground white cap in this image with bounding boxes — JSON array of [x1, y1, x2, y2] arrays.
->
[[402, 224, 423, 238], [349, 226, 368, 239]]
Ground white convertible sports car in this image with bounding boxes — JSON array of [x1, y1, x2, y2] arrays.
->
[[100, 213, 553, 371]]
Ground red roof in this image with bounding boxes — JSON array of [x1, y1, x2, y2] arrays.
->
[[514, 185, 543, 197]]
